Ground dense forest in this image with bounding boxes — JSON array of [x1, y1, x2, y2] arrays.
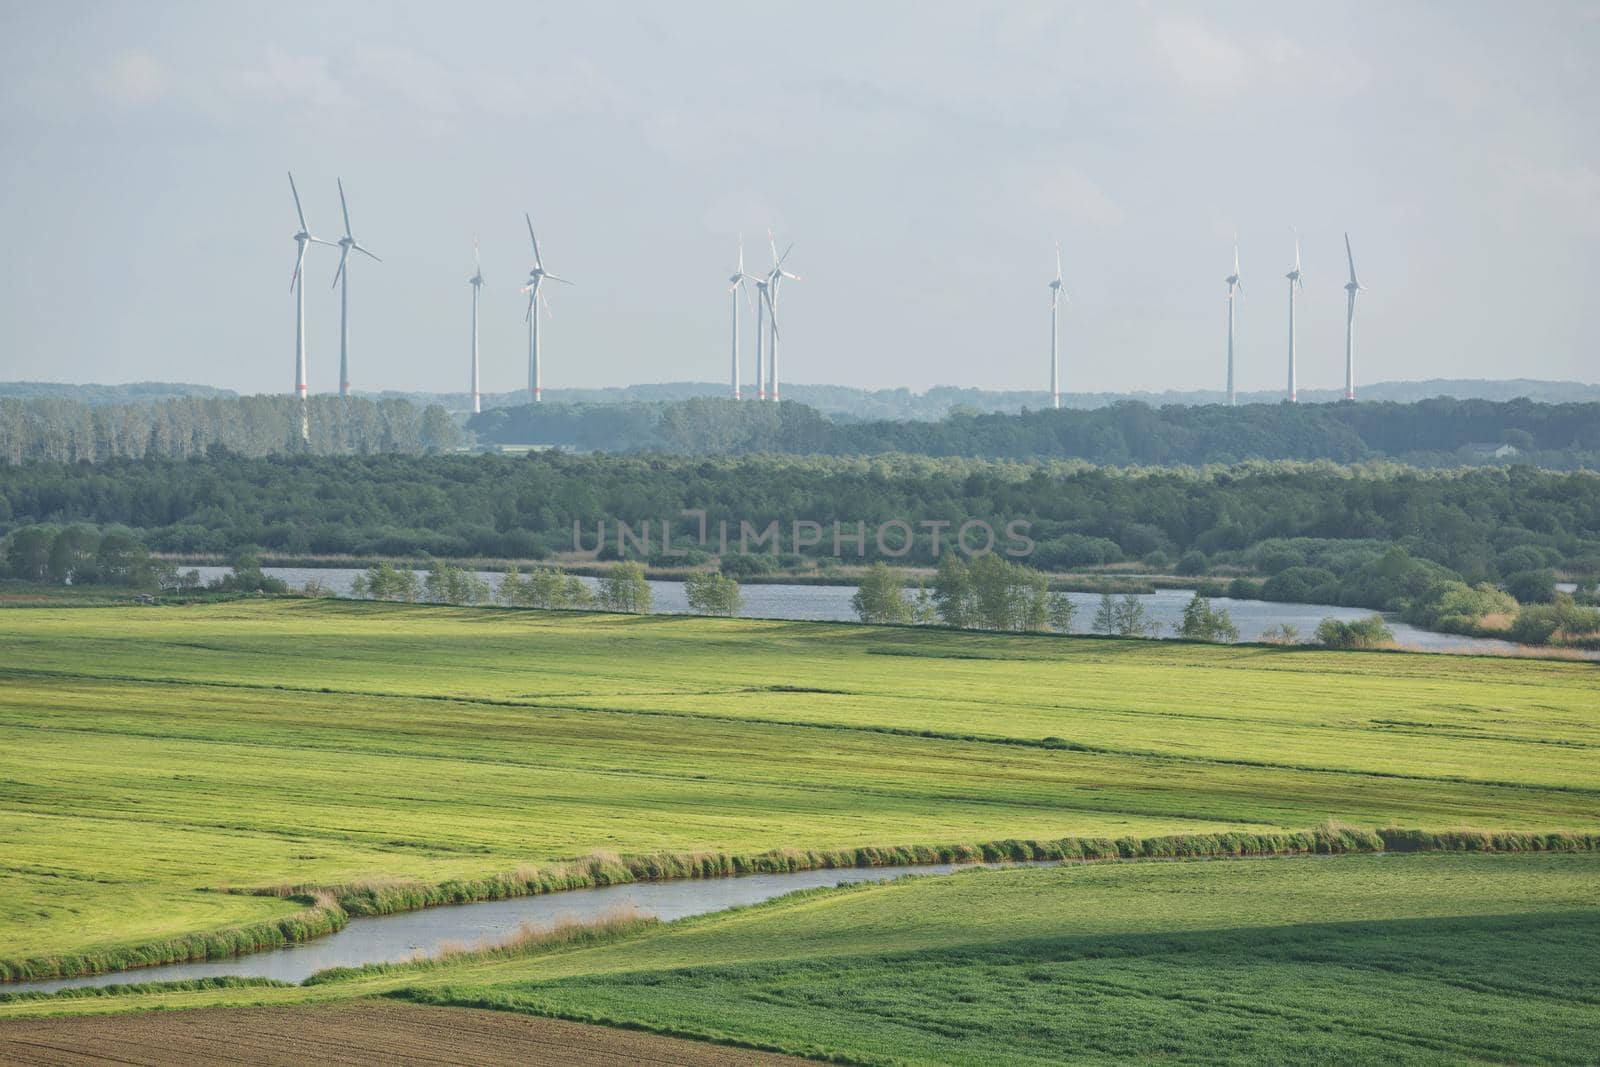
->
[[2, 453, 1596, 585], [468, 396, 1600, 468], [0, 396, 462, 463]]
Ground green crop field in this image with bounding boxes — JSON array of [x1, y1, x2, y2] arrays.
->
[[1, 599, 1598, 1061]]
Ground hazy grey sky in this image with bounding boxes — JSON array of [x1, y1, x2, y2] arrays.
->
[[1, 2, 1596, 395]]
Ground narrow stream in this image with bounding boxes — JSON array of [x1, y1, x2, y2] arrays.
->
[[6, 863, 1040, 996]]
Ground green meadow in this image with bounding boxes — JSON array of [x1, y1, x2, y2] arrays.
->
[[1, 599, 1599, 1060], [1, 600, 1598, 967]]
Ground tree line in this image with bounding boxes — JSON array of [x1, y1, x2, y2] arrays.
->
[[469, 396, 1600, 469], [0, 395, 463, 464], [2, 451, 1595, 585]]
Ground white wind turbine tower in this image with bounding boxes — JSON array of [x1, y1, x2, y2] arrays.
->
[[1284, 235, 1304, 403], [520, 214, 573, 403], [287, 172, 333, 439], [330, 178, 381, 399], [726, 239, 757, 400], [753, 274, 769, 401], [469, 238, 485, 415], [1225, 240, 1242, 406], [764, 229, 801, 402], [1343, 233, 1364, 401], [1049, 242, 1066, 410]]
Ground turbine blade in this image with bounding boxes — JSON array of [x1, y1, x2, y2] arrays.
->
[[544, 274, 574, 285], [539, 287, 553, 319], [768, 226, 779, 265], [337, 178, 352, 237], [474, 236, 481, 271], [763, 286, 780, 338], [526, 213, 543, 269], [290, 246, 305, 292], [777, 241, 794, 268], [288, 172, 309, 231], [331, 246, 350, 289], [354, 244, 381, 262], [525, 292, 534, 322], [1233, 239, 1240, 277], [1345, 232, 1358, 287]]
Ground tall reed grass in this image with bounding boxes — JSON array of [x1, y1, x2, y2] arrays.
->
[[8, 824, 1599, 983]]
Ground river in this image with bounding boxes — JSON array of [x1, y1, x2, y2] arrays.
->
[[186, 566, 1567, 657], [5, 863, 1045, 996]]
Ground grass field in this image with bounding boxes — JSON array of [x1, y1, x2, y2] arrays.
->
[[1, 598, 1598, 977], [2, 599, 1599, 1060]]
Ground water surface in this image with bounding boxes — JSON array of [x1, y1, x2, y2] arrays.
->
[[188, 566, 1585, 657], [7, 863, 1037, 996]]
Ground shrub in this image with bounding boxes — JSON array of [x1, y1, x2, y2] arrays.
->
[[1314, 615, 1394, 649], [1503, 568, 1557, 604], [1508, 595, 1600, 646], [1175, 550, 1209, 576], [1260, 566, 1337, 603]]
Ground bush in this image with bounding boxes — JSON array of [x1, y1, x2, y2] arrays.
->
[[1313, 615, 1394, 649], [211, 551, 290, 595], [1508, 595, 1600, 646], [1402, 580, 1516, 634], [1175, 550, 1209, 576], [1503, 568, 1557, 604], [1260, 566, 1337, 603]]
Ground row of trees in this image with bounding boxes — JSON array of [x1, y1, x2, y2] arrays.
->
[[346, 560, 745, 617], [470, 397, 1600, 469], [850, 557, 1244, 642], [0, 396, 462, 464]]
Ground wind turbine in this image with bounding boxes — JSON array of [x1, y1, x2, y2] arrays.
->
[[1225, 239, 1242, 407], [1049, 242, 1066, 410], [287, 172, 333, 439], [1285, 235, 1304, 403], [764, 229, 800, 402], [1343, 233, 1364, 401], [330, 178, 381, 400], [469, 238, 485, 415], [520, 214, 573, 403], [726, 239, 757, 400]]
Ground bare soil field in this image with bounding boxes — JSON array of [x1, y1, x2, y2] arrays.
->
[[0, 999, 812, 1066]]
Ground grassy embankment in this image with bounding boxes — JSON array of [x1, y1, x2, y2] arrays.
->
[[1, 599, 1597, 984]]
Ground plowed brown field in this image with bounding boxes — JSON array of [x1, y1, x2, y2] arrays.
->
[[0, 1000, 813, 1066]]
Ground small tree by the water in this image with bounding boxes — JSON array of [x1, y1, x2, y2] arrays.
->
[[1048, 593, 1078, 634], [852, 562, 913, 624], [598, 561, 652, 614], [350, 561, 420, 602], [1093, 593, 1117, 634], [1178, 594, 1240, 643], [500, 565, 590, 610], [425, 562, 494, 605], [685, 570, 742, 616]]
